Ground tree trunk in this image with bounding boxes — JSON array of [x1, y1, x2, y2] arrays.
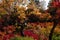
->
[[49, 20, 58, 40], [20, 20, 28, 36], [20, 26, 24, 36]]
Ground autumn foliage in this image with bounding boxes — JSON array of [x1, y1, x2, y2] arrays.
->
[[0, 0, 60, 40]]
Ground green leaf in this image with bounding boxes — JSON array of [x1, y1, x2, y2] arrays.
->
[[10, 36, 34, 40]]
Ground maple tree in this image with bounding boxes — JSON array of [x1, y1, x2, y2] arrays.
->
[[0, 0, 27, 36], [48, 0, 60, 40]]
